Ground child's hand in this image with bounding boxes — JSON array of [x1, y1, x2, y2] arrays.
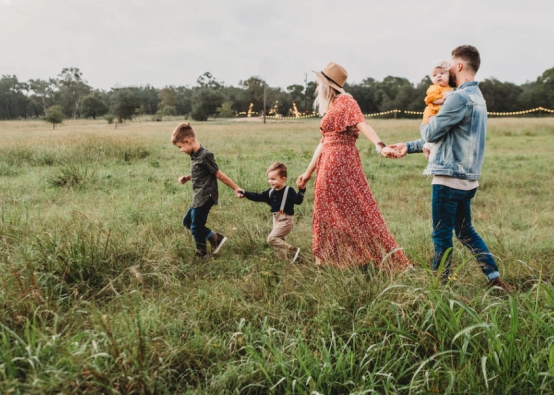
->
[[235, 188, 245, 198], [296, 173, 310, 189], [178, 175, 191, 184]]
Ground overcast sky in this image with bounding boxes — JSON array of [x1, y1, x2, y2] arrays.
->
[[1, 0, 553, 90]]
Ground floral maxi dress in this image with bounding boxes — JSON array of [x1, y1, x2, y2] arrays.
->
[[313, 94, 410, 269]]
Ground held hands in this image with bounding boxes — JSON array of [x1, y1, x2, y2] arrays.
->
[[386, 143, 408, 158], [235, 188, 245, 198], [296, 172, 311, 189], [380, 146, 402, 159]]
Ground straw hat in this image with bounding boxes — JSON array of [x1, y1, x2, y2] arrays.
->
[[313, 62, 347, 93]]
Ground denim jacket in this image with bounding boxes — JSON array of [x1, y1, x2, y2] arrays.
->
[[406, 81, 487, 180]]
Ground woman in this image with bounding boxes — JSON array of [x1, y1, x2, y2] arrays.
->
[[297, 62, 410, 270]]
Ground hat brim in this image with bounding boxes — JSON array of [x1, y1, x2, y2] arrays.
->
[[312, 70, 345, 93]]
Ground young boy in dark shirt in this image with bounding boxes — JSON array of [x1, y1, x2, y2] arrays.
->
[[238, 162, 305, 262], [172, 123, 243, 258]]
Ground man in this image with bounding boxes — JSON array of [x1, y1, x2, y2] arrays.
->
[[390, 45, 511, 291]]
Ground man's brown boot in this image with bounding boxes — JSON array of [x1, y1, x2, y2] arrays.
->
[[488, 278, 513, 293]]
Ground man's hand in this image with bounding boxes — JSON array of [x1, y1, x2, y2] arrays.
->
[[423, 147, 431, 159], [427, 115, 436, 123], [178, 175, 191, 184], [387, 143, 408, 158], [235, 188, 245, 198]]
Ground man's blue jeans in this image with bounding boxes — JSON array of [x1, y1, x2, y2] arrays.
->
[[431, 185, 499, 281], [182, 199, 214, 255]]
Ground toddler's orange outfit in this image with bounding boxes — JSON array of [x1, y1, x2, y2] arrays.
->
[[423, 85, 452, 124]]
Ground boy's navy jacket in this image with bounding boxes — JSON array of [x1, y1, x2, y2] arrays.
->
[[243, 187, 306, 215]]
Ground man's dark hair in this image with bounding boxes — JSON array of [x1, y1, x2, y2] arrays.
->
[[452, 45, 481, 74]]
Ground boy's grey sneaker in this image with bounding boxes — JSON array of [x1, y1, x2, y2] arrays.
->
[[291, 248, 301, 263], [209, 233, 227, 254]]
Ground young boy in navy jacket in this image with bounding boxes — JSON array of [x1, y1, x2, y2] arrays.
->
[[239, 162, 305, 262]]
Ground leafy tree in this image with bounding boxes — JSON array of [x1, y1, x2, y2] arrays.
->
[[56, 68, 91, 119], [28, 78, 57, 116], [347, 78, 381, 114], [479, 78, 523, 112], [0, 75, 31, 120], [138, 85, 159, 115], [287, 84, 306, 111], [304, 81, 317, 112], [45, 105, 64, 128], [175, 86, 193, 117], [217, 101, 235, 118], [110, 88, 141, 122], [196, 72, 224, 90], [518, 67, 554, 110], [190, 88, 224, 121], [239, 76, 266, 112], [226, 85, 251, 114], [158, 87, 177, 116], [81, 91, 109, 119]]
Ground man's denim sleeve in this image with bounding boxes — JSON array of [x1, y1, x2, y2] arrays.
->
[[407, 138, 425, 154], [420, 93, 466, 143]]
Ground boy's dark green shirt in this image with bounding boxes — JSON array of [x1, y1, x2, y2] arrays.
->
[[190, 146, 219, 208]]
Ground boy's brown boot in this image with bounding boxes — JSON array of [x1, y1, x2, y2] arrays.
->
[[209, 233, 227, 254]]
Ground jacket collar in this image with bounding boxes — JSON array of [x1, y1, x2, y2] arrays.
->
[[458, 81, 478, 90]]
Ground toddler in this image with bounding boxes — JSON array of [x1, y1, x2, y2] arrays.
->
[[239, 162, 305, 262], [422, 60, 453, 154]]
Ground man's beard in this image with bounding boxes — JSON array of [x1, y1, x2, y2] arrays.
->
[[448, 73, 457, 88]]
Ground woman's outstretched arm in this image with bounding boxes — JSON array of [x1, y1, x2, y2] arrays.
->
[[357, 121, 402, 158], [297, 142, 323, 188]]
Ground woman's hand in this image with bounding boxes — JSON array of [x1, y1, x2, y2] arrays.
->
[[381, 146, 403, 158], [297, 172, 311, 189]]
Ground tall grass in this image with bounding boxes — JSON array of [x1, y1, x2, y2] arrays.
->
[[0, 117, 553, 393]]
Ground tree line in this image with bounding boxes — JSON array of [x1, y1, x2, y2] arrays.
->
[[1, 67, 553, 122]]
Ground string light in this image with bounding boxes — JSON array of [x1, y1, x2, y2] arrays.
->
[[487, 107, 554, 116], [238, 106, 554, 120]]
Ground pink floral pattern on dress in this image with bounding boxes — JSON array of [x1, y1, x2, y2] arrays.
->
[[313, 94, 410, 269]]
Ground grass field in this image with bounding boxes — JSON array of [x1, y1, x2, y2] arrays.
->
[[1, 117, 553, 394]]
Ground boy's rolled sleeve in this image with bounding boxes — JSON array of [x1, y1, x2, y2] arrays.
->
[[204, 152, 219, 175], [421, 93, 466, 143]]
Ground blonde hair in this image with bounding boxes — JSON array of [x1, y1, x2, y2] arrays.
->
[[313, 76, 341, 115], [267, 162, 287, 178], [171, 122, 196, 145]]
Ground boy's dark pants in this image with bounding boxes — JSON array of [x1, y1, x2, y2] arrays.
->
[[182, 199, 214, 254]]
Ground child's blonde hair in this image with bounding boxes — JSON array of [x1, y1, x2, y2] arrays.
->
[[267, 162, 287, 178], [171, 122, 196, 145], [313, 76, 341, 115], [430, 60, 450, 76]]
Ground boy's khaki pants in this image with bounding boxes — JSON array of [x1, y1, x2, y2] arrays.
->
[[267, 212, 294, 259]]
